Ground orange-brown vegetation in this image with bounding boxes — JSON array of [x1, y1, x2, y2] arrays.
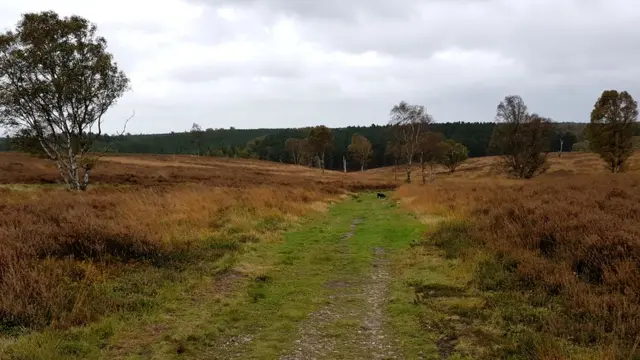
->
[[370, 151, 640, 181], [396, 152, 640, 354], [0, 152, 395, 190], [0, 152, 393, 331]]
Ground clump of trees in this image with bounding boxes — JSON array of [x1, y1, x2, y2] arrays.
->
[[285, 138, 303, 165], [383, 102, 469, 184], [298, 139, 311, 166], [415, 132, 468, 183], [489, 95, 553, 179], [283, 127, 334, 171], [418, 132, 445, 184], [586, 90, 638, 173], [0, 11, 130, 190], [284, 137, 313, 166], [572, 140, 590, 152], [276, 115, 470, 181], [439, 139, 469, 173], [348, 133, 373, 171], [307, 126, 334, 173], [389, 101, 433, 183]]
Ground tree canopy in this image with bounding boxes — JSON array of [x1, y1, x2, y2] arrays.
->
[[348, 133, 373, 171], [2, 120, 597, 172], [586, 90, 638, 173], [389, 101, 433, 183], [0, 11, 129, 189], [439, 139, 469, 173], [308, 126, 334, 172], [489, 95, 553, 179]]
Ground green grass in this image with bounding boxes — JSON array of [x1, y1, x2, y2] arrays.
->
[[387, 241, 484, 359], [163, 193, 426, 359], [395, 216, 632, 360], [0, 193, 428, 359], [9, 192, 581, 359]]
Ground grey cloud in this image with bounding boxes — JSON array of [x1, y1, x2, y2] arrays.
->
[[187, 0, 640, 76], [298, 1, 640, 71], [90, 0, 640, 132], [102, 79, 640, 135], [169, 59, 306, 83], [187, 0, 419, 20]]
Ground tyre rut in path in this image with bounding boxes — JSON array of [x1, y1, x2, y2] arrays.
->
[[279, 218, 398, 360], [358, 246, 396, 360]]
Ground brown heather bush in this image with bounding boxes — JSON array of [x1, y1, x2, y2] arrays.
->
[[0, 152, 394, 330], [397, 173, 640, 349], [0, 185, 341, 329], [0, 152, 396, 191]]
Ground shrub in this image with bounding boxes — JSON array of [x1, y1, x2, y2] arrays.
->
[[0, 182, 347, 330], [399, 173, 640, 349], [427, 219, 473, 259]]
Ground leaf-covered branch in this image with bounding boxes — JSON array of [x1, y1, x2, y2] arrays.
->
[[0, 11, 130, 190]]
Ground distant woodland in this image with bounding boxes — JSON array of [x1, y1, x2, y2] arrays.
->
[[0, 122, 630, 171]]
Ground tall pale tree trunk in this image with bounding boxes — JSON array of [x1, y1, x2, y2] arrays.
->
[[394, 159, 398, 181], [559, 139, 564, 157], [55, 161, 69, 187], [406, 156, 412, 183], [68, 157, 82, 190], [82, 168, 91, 190], [420, 151, 426, 185], [67, 135, 82, 190]]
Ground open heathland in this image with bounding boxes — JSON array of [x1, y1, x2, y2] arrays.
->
[[395, 152, 640, 359], [0, 152, 393, 358], [1, 151, 639, 359]]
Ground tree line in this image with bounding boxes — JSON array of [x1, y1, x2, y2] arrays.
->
[[0, 11, 638, 190], [4, 120, 595, 170], [490, 92, 638, 177], [269, 90, 639, 182]]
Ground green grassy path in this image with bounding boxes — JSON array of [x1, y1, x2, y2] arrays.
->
[[186, 193, 428, 359], [91, 193, 629, 360], [5, 193, 476, 360], [99, 192, 432, 360]]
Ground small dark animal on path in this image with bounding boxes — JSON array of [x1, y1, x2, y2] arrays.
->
[[377, 193, 387, 199]]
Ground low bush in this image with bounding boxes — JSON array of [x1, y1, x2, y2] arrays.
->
[[0, 183, 343, 330], [399, 173, 640, 351], [426, 219, 473, 259]]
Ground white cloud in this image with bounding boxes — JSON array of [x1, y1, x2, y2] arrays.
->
[[217, 7, 240, 22], [1, 0, 640, 133]]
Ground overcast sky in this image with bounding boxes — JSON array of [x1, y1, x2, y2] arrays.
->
[[1, 0, 640, 134]]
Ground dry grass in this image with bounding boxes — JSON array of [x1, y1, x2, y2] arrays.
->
[[6, 147, 637, 357], [367, 151, 640, 181], [0, 152, 393, 331], [0, 152, 395, 190], [0, 185, 332, 329], [396, 153, 640, 356]]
